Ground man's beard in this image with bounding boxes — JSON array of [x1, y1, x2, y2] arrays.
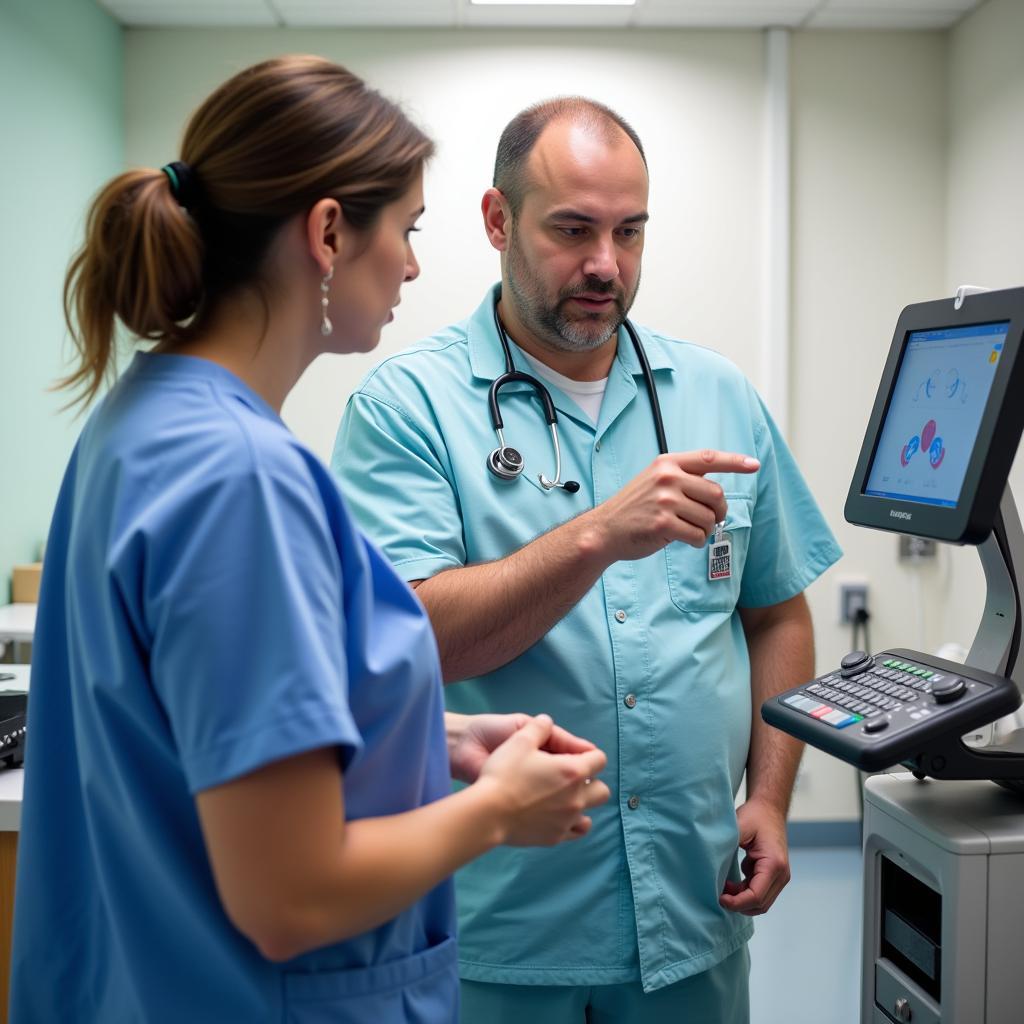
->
[[505, 230, 638, 353]]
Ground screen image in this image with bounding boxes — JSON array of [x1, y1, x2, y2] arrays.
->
[[864, 321, 1009, 507]]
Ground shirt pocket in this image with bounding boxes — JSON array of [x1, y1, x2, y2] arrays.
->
[[664, 496, 752, 614], [283, 936, 458, 1024]]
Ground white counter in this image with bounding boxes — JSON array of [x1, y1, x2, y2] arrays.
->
[[0, 605, 35, 644], [0, 771, 23, 832], [0, 604, 36, 664], [0, 665, 30, 691]]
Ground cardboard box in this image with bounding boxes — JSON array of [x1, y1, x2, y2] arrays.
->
[[12, 563, 42, 604]]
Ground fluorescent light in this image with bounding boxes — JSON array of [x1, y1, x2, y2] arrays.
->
[[471, 1, 635, 6]]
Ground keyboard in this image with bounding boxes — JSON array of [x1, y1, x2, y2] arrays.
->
[[761, 648, 1022, 772]]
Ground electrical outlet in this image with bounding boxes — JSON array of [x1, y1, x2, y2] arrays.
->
[[838, 579, 869, 625], [899, 535, 937, 562]]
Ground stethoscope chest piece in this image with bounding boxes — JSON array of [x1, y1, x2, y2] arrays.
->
[[486, 292, 665, 495], [488, 444, 525, 481]]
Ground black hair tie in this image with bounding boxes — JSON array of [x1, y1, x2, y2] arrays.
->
[[160, 161, 201, 210]]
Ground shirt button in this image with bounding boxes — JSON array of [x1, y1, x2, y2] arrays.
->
[[627, 795, 641, 810], [614, 609, 627, 623], [595, 440, 602, 451], [624, 693, 637, 709]]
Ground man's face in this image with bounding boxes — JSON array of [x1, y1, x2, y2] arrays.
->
[[504, 120, 649, 353]]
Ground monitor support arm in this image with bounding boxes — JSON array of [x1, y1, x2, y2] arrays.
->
[[952, 281, 1024, 750], [901, 484, 1024, 782], [967, 485, 1024, 748]]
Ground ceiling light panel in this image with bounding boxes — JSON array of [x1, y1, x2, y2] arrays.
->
[[469, 0, 635, 5], [462, 2, 634, 27]]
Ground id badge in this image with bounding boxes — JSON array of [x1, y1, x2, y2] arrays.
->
[[708, 523, 732, 581]]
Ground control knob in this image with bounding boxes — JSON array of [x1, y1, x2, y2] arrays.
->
[[932, 677, 967, 704], [840, 650, 873, 678]]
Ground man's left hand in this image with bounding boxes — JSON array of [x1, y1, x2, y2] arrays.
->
[[719, 797, 791, 916], [448, 712, 598, 784]]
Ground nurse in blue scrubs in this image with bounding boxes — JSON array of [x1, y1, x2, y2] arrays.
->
[[9, 56, 609, 1024]]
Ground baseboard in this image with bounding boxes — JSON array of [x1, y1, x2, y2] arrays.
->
[[787, 819, 861, 847]]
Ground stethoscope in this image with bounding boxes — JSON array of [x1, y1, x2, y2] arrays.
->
[[487, 292, 668, 492]]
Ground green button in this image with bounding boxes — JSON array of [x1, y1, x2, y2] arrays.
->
[[915, 668, 928, 676], [884, 659, 896, 667]]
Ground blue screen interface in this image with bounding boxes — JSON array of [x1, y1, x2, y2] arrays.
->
[[864, 321, 1009, 507]]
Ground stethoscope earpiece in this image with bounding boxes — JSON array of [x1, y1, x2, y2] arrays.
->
[[539, 472, 581, 493], [488, 445, 525, 481]]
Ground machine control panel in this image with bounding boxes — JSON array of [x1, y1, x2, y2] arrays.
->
[[761, 648, 1021, 771]]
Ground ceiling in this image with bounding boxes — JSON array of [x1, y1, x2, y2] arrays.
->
[[96, 0, 985, 31]]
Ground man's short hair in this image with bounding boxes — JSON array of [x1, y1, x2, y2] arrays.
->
[[493, 97, 647, 215]]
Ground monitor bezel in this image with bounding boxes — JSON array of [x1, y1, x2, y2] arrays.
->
[[845, 287, 1024, 544]]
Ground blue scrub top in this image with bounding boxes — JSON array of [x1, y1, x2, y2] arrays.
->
[[11, 354, 457, 1023], [333, 286, 842, 994]]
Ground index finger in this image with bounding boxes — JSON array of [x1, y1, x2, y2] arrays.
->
[[673, 450, 760, 477], [543, 724, 598, 755], [719, 879, 766, 915], [560, 747, 608, 781], [719, 865, 774, 915]]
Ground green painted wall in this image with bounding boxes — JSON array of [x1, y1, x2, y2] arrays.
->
[[0, 0, 122, 599]]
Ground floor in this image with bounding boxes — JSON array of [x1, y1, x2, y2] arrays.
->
[[748, 846, 863, 1024]]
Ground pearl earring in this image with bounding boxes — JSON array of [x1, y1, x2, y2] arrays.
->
[[320, 267, 334, 336]]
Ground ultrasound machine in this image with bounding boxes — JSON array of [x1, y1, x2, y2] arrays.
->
[[762, 286, 1024, 1023]]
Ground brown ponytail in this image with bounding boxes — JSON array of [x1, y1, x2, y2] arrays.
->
[[61, 170, 203, 407], [61, 55, 434, 409]]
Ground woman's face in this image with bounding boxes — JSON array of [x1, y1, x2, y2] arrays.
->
[[328, 172, 424, 353]]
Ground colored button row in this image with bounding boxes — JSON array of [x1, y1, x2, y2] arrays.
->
[[807, 681, 883, 716], [882, 659, 937, 681], [784, 693, 863, 728]]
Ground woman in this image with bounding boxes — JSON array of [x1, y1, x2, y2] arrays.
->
[[9, 56, 609, 1023]]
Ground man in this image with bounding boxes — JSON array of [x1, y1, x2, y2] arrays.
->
[[332, 98, 841, 1023]]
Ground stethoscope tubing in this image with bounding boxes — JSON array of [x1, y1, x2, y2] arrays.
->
[[488, 293, 668, 488]]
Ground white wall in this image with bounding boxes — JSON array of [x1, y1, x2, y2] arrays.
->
[[947, 0, 1024, 295], [789, 30, 947, 817], [935, 0, 1024, 655], [122, 24, 989, 823]]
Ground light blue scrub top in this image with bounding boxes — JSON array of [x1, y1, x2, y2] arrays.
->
[[11, 354, 458, 1024], [333, 287, 842, 994]]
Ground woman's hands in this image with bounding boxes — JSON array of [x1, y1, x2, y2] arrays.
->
[[454, 712, 610, 847], [447, 711, 600, 782]]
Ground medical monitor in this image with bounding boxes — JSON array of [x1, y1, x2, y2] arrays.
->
[[845, 287, 1024, 544]]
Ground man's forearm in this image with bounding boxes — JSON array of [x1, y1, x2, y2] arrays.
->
[[415, 511, 611, 683], [413, 448, 759, 684], [742, 595, 814, 813]]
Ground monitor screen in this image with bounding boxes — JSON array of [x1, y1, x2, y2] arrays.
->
[[863, 321, 1010, 508]]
